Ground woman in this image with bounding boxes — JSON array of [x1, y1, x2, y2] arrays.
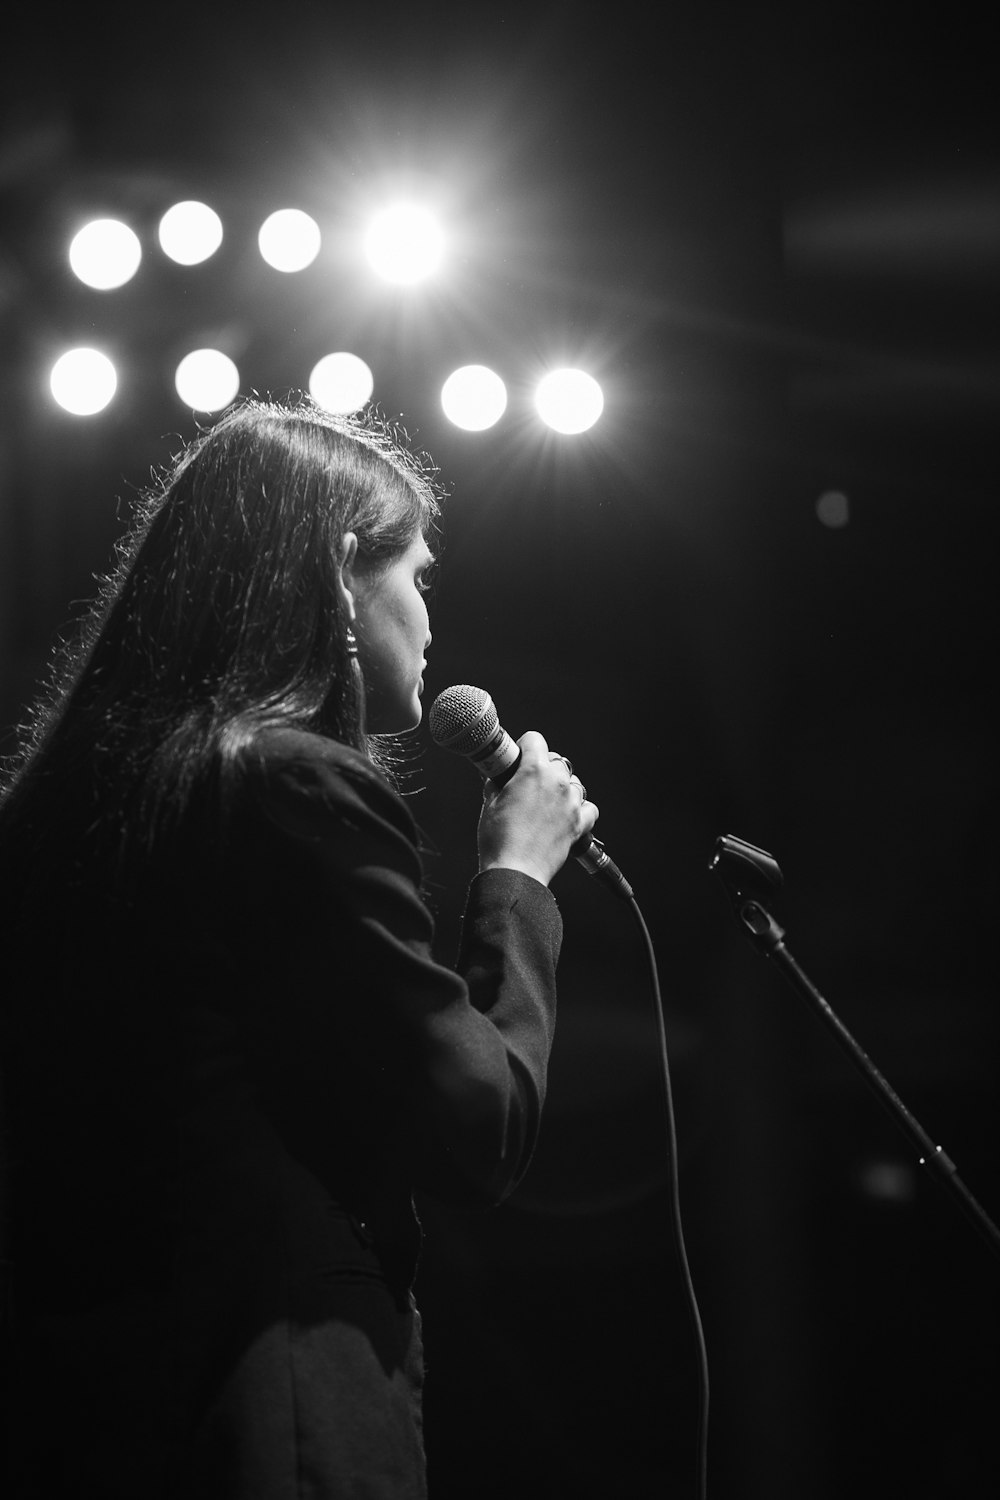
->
[[0, 397, 596, 1498]]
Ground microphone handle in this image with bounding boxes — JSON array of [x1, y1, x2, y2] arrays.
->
[[491, 749, 634, 901]]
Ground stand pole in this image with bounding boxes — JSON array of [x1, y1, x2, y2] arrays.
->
[[711, 835, 1000, 1263]]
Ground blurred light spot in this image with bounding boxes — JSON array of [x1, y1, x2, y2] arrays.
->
[[158, 200, 223, 265], [364, 204, 444, 284], [816, 489, 850, 528], [856, 1159, 916, 1204], [50, 348, 117, 414], [68, 218, 142, 289], [786, 183, 1000, 276], [309, 352, 374, 414], [441, 365, 507, 431], [535, 368, 604, 434], [258, 209, 321, 272], [174, 349, 240, 411]]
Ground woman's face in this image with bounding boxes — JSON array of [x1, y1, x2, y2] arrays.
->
[[351, 534, 434, 733]]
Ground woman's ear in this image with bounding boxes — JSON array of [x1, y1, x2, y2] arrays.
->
[[336, 531, 359, 621]]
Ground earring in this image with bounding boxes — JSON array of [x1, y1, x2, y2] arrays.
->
[[346, 627, 358, 659]]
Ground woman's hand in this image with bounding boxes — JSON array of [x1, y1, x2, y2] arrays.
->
[[476, 731, 599, 887]]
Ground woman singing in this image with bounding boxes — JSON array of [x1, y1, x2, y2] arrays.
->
[[0, 398, 596, 1498]]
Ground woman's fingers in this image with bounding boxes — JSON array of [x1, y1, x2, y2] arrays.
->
[[477, 730, 600, 884]]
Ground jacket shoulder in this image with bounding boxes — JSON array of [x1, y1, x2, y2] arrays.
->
[[239, 726, 418, 846]]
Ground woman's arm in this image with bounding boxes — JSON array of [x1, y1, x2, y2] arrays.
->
[[239, 731, 564, 1207]]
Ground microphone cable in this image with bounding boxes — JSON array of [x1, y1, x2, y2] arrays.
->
[[428, 685, 708, 1492], [625, 890, 709, 1500]]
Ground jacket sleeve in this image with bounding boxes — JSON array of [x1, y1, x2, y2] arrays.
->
[[239, 735, 563, 1208]]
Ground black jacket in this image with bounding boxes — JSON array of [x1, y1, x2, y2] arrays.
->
[[2, 729, 562, 1498]]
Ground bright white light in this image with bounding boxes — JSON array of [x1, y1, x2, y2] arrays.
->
[[174, 349, 240, 412], [258, 209, 321, 272], [535, 368, 605, 434], [68, 219, 142, 289], [364, 204, 444, 284], [158, 200, 223, 265], [50, 348, 118, 415], [309, 352, 374, 414], [441, 365, 507, 431]]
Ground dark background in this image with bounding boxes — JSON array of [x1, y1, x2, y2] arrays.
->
[[2, 3, 997, 1494]]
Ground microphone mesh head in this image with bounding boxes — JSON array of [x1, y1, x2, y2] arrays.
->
[[428, 684, 497, 754]]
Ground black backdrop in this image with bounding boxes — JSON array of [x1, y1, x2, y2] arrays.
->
[[2, 4, 997, 1494]]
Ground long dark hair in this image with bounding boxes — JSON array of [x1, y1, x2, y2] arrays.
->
[[0, 395, 441, 889]]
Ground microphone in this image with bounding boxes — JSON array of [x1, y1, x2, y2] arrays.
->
[[429, 684, 633, 900]]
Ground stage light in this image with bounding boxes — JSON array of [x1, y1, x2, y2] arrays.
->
[[50, 347, 118, 414], [816, 489, 850, 528], [534, 368, 604, 434], [68, 218, 142, 290], [158, 200, 223, 265], [364, 204, 444, 284], [174, 349, 240, 412], [308, 353, 374, 414], [441, 365, 507, 431], [258, 209, 321, 272]]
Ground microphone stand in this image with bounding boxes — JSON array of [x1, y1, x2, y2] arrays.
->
[[710, 835, 1000, 1263]]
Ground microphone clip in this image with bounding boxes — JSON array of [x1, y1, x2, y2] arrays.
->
[[709, 834, 785, 953]]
